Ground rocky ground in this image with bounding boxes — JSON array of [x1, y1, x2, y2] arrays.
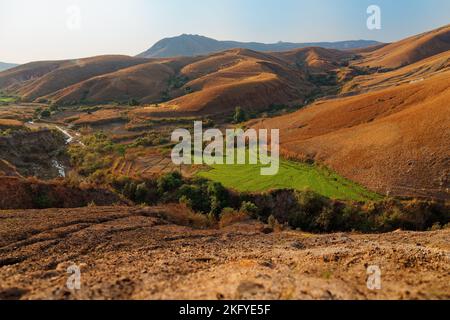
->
[[0, 206, 449, 300]]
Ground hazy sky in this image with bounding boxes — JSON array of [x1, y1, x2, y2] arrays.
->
[[1, 0, 449, 64]]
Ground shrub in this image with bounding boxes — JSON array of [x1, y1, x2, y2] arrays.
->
[[287, 191, 330, 231], [178, 184, 210, 213], [32, 190, 53, 209], [207, 182, 229, 217], [40, 109, 51, 118], [233, 106, 247, 123], [430, 223, 442, 231], [157, 171, 183, 194], [240, 201, 258, 216], [135, 183, 150, 203], [128, 98, 140, 106], [315, 206, 336, 232]]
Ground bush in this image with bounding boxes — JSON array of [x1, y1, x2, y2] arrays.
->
[[135, 183, 150, 203], [40, 109, 51, 118], [287, 191, 330, 231], [233, 106, 247, 123], [178, 184, 210, 213], [32, 189, 53, 209], [240, 201, 258, 216], [207, 182, 229, 217], [157, 171, 183, 194], [128, 98, 140, 106]]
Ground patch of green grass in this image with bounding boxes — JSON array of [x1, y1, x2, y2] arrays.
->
[[0, 96, 16, 103], [197, 157, 381, 202]]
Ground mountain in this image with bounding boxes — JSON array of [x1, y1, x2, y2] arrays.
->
[[137, 34, 381, 58], [0, 62, 18, 72]]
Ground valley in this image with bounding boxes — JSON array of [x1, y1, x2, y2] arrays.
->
[[0, 25, 448, 204], [0, 24, 449, 300]]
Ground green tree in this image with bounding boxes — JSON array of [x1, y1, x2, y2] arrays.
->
[[207, 182, 229, 217], [128, 98, 140, 106], [233, 106, 247, 123], [157, 171, 183, 194], [40, 109, 51, 118], [135, 183, 150, 203]]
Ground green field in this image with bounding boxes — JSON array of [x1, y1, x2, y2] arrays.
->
[[0, 95, 17, 103], [198, 157, 381, 202]]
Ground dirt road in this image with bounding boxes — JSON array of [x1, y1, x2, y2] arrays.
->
[[0, 206, 449, 300]]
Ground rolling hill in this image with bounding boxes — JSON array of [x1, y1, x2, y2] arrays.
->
[[355, 24, 450, 69], [0, 56, 150, 102], [137, 34, 381, 58], [0, 47, 352, 115]]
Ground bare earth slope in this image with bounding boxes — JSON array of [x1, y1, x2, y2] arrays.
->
[[356, 24, 450, 69], [0, 206, 448, 300]]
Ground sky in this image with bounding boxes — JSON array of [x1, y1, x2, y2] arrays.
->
[[0, 0, 449, 64]]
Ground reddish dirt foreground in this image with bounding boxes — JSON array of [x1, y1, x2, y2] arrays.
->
[[0, 206, 449, 300], [252, 69, 450, 200]]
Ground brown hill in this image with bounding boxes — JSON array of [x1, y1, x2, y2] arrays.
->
[[355, 24, 450, 69], [0, 56, 150, 101], [131, 49, 319, 118], [273, 47, 354, 73], [253, 70, 450, 199], [0, 61, 64, 90], [1, 48, 349, 117], [46, 60, 178, 105]]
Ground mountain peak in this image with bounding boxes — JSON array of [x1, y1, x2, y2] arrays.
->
[[137, 35, 381, 58]]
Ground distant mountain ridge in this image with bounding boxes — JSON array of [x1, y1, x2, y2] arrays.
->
[[137, 34, 382, 58], [0, 62, 18, 72]]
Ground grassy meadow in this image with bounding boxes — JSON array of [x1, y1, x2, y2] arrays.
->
[[198, 156, 381, 202]]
